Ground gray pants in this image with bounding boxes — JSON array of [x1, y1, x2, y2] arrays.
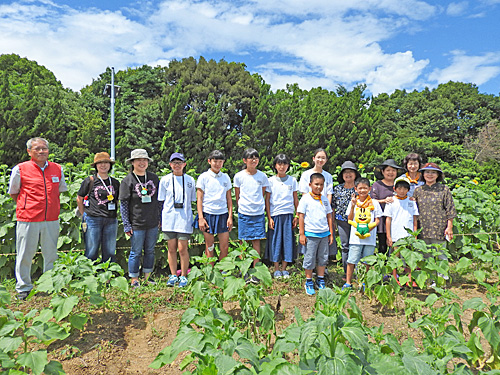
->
[[15, 221, 59, 293], [336, 220, 351, 273]]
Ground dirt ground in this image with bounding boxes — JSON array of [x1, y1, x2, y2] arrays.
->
[[19, 265, 489, 375]]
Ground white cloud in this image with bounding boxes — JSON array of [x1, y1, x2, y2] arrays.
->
[[446, 2, 468, 16], [0, 0, 497, 96], [429, 50, 500, 85]]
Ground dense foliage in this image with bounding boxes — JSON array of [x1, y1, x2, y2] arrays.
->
[[1, 53, 499, 183]]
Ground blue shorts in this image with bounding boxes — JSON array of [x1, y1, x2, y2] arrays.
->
[[347, 244, 375, 265], [194, 213, 229, 234], [238, 213, 266, 241]]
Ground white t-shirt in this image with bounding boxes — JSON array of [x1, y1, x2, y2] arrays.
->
[[345, 200, 383, 246], [383, 198, 419, 242], [297, 193, 332, 233], [158, 173, 196, 233], [298, 169, 333, 199], [196, 169, 232, 215], [234, 170, 269, 215], [267, 175, 298, 216]]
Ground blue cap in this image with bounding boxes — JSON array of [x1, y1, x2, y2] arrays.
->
[[170, 152, 185, 162]]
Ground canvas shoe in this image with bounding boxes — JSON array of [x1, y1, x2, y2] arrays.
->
[[131, 280, 140, 290], [273, 270, 283, 279], [282, 270, 290, 279], [305, 280, 315, 296], [342, 283, 352, 291], [178, 276, 188, 288], [167, 275, 178, 287], [16, 291, 29, 301]]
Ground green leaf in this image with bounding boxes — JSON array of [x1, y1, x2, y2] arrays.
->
[[223, 276, 246, 300], [235, 337, 260, 367], [401, 353, 435, 375], [0, 285, 11, 306], [473, 233, 490, 243], [51, 295, 79, 321], [339, 320, 369, 350], [257, 304, 275, 333], [180, 308, 199, 325], [455, 257, 472, 273], [89, 293, 105, 306], [0, 320, 22, 336], [462, 298, 486, 312], [69, 313, 88, 330], [17, 350, 49, 375], [0, 336, 23, 353], [110, 276, 129, 293], [478, 316, 500, 350], [474, 270, 486, 282], [43, 360, 66, 375]]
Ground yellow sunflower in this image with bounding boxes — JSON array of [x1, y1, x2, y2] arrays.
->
[[301, 162, 309, 168], [472, 179, 479, 185]]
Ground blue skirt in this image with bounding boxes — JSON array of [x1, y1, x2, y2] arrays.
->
[[238, 213, 266, 241], [193, 213, 229, 234], [264, 214, 296, 263]]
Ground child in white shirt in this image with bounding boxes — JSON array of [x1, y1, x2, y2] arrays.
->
[[158, 152, 196, 288], [196, 150, 233, 262], [265, 154, 299, 279]]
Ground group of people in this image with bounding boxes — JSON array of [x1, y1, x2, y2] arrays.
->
[[8, 137, 457, 300]]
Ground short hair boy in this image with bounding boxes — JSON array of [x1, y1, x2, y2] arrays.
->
[[196, 150, 233, 262], [297, 173, 334, 296], [385, 176, 419, 284], [343, 177, 383, 289]]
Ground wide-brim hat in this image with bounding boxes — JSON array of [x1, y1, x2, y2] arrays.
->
[[419, 162, 444, 182], [91, 152, 115, 167], [419, 162, 442, 173], [126, 149, 153, 163], [374, 159, 404, 180], [338, 161, 361, 183]]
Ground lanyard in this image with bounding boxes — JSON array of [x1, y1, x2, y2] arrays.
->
[[97, 175, 112, 196], [133, 172, 148, 195], [172, 174, 185, 204]]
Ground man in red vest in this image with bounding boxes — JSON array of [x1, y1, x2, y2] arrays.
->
[[8, 137, 68, 300]]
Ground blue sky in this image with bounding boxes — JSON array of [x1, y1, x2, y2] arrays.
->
[[1, 0, 499, 96]]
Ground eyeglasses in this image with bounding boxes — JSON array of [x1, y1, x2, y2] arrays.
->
[[171, 161, 184, 165], [31, 147, 49, 152]]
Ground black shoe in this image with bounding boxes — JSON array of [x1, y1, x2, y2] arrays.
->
[[16, 291, 29, 301]]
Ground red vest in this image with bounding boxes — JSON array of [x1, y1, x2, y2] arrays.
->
[[16, 160, 62, 222]]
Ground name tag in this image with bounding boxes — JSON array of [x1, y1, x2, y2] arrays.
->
[[108, 202, 116, 211], [141, 196, 152, 203], [52, 176, 60, 183]]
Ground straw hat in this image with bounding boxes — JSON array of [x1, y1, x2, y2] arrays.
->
[[91, 152, 115, 167]]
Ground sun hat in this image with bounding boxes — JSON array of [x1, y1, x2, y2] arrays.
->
[[91, 152, 115, 167], [126, 149, 153, 163], [374, 159, 404, 180], [419, 162, 442, 173], [337, 161, 361, 183], [394, 176, 411, 188], [419, 162, 444, 182], [170, 152, 185, 162]]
